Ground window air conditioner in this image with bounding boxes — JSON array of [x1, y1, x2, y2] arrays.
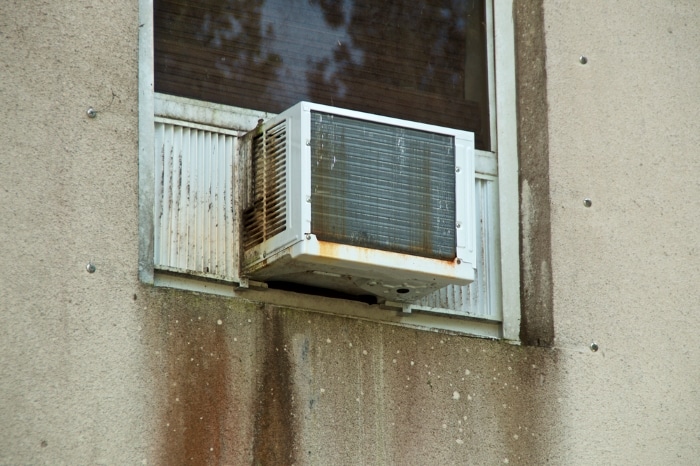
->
[[239, 102, 475, 303]]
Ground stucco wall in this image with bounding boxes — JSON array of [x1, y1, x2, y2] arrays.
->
[[0, 0, 149, 463], [0, 0, 698, 465], [544, 1, 700, 462]]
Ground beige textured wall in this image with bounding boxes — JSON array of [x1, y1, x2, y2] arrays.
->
[[0, 0, 698, 465], [0, 0, 150, 463], [544, 1, 700, 463]]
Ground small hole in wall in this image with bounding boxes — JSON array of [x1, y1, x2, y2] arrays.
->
[[396, 288, 410, 294]]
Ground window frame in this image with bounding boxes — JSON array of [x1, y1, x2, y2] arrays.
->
[[138, 0, 520, 341]]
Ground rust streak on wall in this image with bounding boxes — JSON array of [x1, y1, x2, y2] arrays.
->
[[161, 305, 236, 465], [252, 305, 298, 465]]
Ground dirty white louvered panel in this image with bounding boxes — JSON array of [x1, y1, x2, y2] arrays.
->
[[413, 177, 502, 321], [154, 117, 237, 280]]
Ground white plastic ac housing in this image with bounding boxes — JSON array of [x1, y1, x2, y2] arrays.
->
[[239, 102, 475, 303]]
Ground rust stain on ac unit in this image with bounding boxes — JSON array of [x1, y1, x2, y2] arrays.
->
[[242, 120, 288, 251], [316, 240, 461, 269]]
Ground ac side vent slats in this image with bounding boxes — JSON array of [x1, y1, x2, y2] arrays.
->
[[242, 120, 288, 250]]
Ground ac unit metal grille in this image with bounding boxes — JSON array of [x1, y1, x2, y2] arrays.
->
[[310, 111, 456, 260], [243, 120, 287, 249]]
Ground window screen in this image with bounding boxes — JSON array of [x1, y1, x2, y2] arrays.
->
[[155, 0, 489, 149]]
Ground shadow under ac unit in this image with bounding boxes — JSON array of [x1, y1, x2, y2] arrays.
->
[[238, 102, 475, 303]]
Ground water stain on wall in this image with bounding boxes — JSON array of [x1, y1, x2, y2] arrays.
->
[[157, 297, 242, 464], [514, 0, 555, 346], [252, 305, 298, 465], [151, 293, 300, 465]]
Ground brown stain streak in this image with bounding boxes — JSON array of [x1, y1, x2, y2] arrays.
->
[[164, 309, 233, 465], [252, 306, 297, 465], [317, 240, 461, 269]]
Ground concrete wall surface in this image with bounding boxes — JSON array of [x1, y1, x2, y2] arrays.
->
[[543, 1, 700, 463], [0, 0, 698, 465]]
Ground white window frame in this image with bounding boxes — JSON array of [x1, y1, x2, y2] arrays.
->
[[138, 0, 520, 341]]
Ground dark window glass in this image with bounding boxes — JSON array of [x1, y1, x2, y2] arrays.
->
[[155, 0, 490, 149]]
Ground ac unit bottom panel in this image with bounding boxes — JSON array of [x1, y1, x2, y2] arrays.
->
[[243, 235, 474, 303]]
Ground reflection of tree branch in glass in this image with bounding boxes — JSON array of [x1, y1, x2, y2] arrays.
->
[[155, 0, 282, 103], [155, 0, 489, 149]]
